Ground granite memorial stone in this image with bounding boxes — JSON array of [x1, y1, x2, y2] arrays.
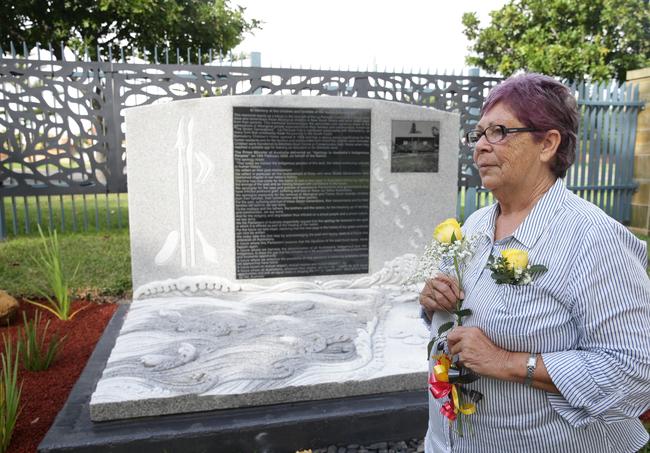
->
[[89, 95, 459, 422]]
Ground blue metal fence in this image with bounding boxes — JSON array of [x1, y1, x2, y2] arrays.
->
[[457, 81, 643, 221]]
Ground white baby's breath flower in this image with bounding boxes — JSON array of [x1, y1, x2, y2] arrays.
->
[[407, 233, 478, 284], [519, 274, 532, 285]]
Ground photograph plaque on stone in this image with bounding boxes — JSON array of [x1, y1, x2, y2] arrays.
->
[[233, 107, 371, 279], [390, 120, 440, 173]]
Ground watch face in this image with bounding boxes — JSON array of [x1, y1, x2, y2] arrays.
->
[[525, 354, 537, 385], [527, 354, 537, 367]]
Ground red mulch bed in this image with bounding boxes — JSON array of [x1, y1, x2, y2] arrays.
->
[[1, 300, 118, 453]]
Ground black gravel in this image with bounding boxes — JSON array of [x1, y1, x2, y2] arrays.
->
[[310, 437, 424, 453]]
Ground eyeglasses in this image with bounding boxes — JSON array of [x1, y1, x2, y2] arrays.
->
[[464, 125, 540, 145]]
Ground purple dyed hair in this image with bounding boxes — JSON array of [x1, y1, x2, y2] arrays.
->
[[482, 73, 579, 178]]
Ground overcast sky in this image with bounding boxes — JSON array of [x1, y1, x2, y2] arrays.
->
[[232, 0, 508, 73]]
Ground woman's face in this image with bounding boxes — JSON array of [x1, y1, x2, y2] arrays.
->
[[472, 102, 545, 194]]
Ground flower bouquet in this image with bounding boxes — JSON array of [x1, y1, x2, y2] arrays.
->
[[412, 218, 482, 436]]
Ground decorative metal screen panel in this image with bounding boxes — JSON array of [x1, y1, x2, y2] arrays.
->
[[1, 56, 502, 197], [111, 64, 501, 187], [0, 59, 116, 195], [1, 54, 642, 225]]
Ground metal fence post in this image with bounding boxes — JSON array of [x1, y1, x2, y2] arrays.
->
[[458, 67, 483, 220], [105, 60, 127, 194], [464, 187, 477, 220], [251, 51, 262, 95], [0, 196, 6, 240], [0, 49, 8, 240]]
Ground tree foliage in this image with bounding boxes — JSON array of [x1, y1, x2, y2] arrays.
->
[[2, 0, 261, 61], [462, 0, 650, 81]]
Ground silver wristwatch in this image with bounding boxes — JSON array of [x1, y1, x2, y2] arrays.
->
[[524, 353, 538, 386]]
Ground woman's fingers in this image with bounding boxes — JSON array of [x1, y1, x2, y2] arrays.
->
[[446, 327, 508, 378], [435, 274, 464, 300], [431, 288, 456, 312], [430, 279, 460, 311], [419, 281, 443, 312], [447, 326, 461, 347], [419, 280, 438, 318], [419, 275, 464, 314], [419, 294, 434, 320]]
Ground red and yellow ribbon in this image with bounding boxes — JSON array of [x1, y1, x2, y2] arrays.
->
[[429, 354, 477, 420]]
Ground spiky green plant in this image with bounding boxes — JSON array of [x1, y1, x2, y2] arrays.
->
[[0, 335, 22, 453], [26, 226, 86, 320], [18, 311, 66, 371]]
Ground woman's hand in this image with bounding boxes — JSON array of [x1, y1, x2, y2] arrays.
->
[[419, 275, 464, 319], [447, 326, 511, 379], [447, 326, 560, 392]]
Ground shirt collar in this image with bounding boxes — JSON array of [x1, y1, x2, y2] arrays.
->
[[473, 200, 500, 243], [511, 178, 567, 248], [473, 178, 568, 249]]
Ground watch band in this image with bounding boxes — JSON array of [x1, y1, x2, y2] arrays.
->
[[524, 353, 538, 386]]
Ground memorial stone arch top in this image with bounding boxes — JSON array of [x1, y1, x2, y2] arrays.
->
[[89, 95, 460, 421]]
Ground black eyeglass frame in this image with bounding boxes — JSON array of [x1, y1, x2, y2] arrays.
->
[[464, 125, 541, 145]]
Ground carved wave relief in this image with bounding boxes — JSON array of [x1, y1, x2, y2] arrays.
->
[[90, 285, 428, 408], [134, 253, 420, 299]]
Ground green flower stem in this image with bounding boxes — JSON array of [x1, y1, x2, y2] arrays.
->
[[456, 392, 464, 437], [453, 254, 464, 326], [453, 250, 466, 438], [466, 413, 474, 436]]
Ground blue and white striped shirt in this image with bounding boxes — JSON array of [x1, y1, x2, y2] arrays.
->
[[425, 178, 650, 453]]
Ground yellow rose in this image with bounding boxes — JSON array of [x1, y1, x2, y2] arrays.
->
[[433, 218, 463, 244], [501, 249, 528, 270]]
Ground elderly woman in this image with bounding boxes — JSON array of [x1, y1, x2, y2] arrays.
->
[[419, 73, 650, 452]]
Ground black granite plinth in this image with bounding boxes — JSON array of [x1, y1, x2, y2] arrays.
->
[[38, 304, 428, 453]]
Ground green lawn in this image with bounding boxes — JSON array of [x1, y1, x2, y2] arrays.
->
[[0, 228, 131, 299], [2, 193, 128, 238]]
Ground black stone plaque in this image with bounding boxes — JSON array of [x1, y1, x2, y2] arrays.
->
[[233, 107, 371, 279]]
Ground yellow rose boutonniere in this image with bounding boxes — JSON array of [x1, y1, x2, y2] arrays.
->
[[500, 249, 528, 270], [486, 248, 547, 285]]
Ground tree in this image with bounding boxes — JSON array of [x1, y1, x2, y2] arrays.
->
[[462, 0, 650, 81], [2, 0, 261, 62]]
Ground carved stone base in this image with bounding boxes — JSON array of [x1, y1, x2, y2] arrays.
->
[[39, 305, 429, 453], [90, 286, 428, 421]]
